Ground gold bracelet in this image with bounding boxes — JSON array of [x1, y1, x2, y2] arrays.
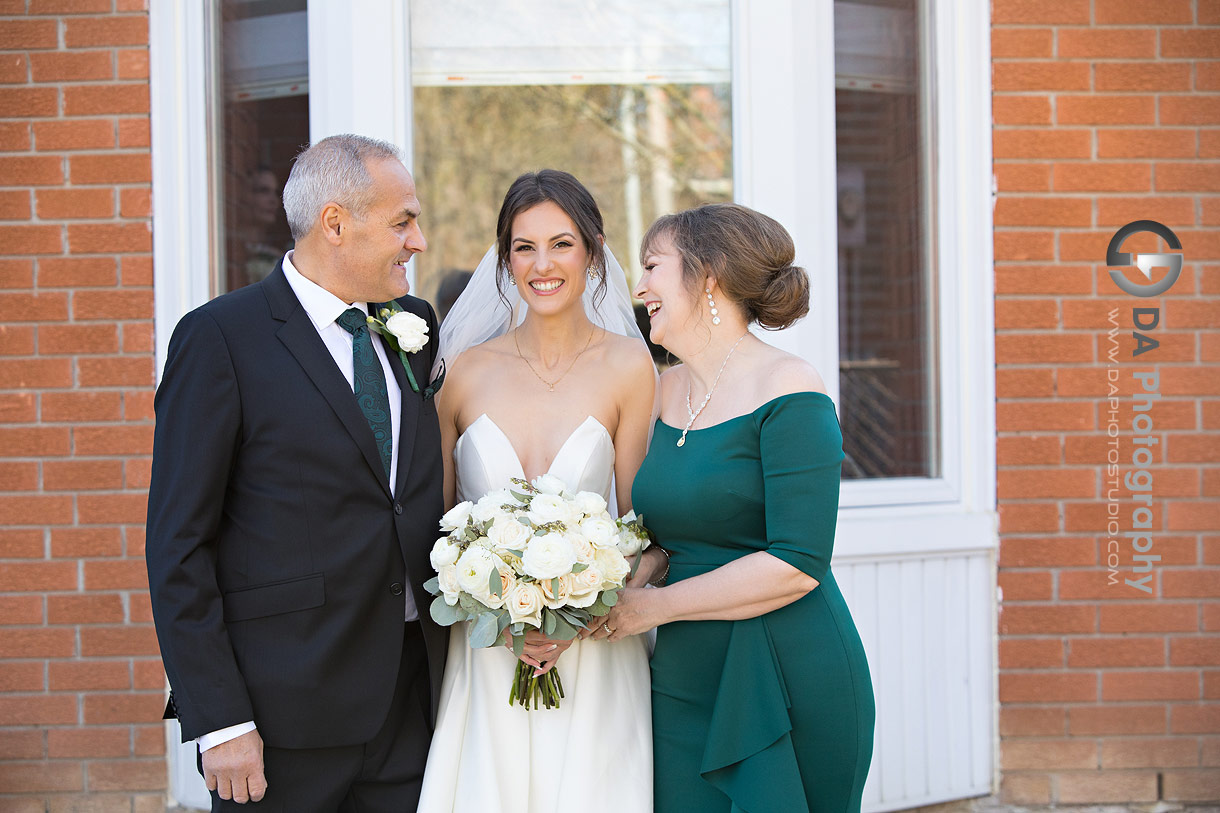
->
[[648, 546, 670, 587]]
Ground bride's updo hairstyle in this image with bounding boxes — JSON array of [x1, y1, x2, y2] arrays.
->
[[495, 169, 608, 310], [640, 203, 809, 330]]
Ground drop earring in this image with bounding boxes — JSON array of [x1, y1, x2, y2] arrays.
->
[[587, 266, 597, 281], [706, 287, 720, 326]]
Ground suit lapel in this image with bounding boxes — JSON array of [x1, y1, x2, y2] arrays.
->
[[264, 266, 394, 500]]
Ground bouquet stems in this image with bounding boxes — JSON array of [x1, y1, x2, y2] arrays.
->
[[508, 660, 566, 709]]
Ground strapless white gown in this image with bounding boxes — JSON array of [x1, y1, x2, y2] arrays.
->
[[417, 414, 653, 812]]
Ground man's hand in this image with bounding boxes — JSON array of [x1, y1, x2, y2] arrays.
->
[[201, 729, 267, 804]]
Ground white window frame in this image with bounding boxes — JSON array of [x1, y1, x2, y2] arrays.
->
[[733, 0, 995, 560]]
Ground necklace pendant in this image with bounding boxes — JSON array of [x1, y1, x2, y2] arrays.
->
[[547, 383, 555, 392], [676, 435, 686, 447]]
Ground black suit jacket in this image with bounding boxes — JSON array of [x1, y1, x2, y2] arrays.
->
[[146, 262, 446, 749]]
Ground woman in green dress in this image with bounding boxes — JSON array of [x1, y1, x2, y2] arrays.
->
[[594, 204, 874, 812]]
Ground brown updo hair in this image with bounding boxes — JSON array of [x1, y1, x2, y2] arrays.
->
[[495, 169, 607, 310], [640, 203, 809, 330]]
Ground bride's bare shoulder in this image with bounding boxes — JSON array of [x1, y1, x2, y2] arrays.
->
[[597, 332, 655, 379]]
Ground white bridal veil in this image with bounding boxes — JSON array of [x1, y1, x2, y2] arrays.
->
[[432, 244, 645, 378]]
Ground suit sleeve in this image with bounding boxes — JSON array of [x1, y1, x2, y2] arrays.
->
[[145, 308, 254, 741]]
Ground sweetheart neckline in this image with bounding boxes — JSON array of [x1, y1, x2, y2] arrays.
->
[[456, 413, 612, 483]]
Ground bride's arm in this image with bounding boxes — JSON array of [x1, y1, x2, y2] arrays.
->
[[611, 346, 657, 517], [436, 355, 469, 510]]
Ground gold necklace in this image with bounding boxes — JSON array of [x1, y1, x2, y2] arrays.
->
[[513, 326, 596, 392], [677, 333, 749, 447]]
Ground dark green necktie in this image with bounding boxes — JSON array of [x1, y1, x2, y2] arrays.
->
[[336, 308, 392, 481]]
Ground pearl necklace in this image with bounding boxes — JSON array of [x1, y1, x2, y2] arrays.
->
[[676, 333, 749, 448]]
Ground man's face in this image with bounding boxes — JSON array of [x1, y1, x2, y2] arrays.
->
[[338, 158, 427, 304], [252, 170, 279, 227]]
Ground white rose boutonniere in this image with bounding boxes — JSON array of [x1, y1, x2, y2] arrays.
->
[[366, 303, 432, 394], [384, 310, 428, 353]]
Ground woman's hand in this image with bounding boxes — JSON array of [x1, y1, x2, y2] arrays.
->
[[504, 629, 573, 676], [602, 587, 661, 643]]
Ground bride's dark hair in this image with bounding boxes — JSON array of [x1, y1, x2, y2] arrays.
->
[[495, 169, 608, 311]]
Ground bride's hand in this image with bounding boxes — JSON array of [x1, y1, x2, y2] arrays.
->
[[504, 629, 573, 676], [602, 587, 657, 643]]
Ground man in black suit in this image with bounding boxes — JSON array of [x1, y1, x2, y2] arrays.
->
[[146, 134, 446, 810]]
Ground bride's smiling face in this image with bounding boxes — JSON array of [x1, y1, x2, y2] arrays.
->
[[509, 201, 591, 316]]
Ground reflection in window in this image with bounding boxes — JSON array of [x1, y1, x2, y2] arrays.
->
[[408, 0, 732, 338], [835, 0, 937, 479], [218, 0, 309, 294]]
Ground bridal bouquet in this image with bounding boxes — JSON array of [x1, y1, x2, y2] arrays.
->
[[424, 474, 651, 709]]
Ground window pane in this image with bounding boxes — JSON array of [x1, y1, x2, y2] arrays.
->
[[835, 0, 938, 479], [408, 0, 732, 329], [218, 0, 309, 294]]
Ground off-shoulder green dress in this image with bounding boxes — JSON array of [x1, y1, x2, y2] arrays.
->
[[633, 392, 874, 813]]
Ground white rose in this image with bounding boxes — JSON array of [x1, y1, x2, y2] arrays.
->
[[440, 501, 473, 532], [531, 473, 566, 495], [455, 546, 499, 599], [580, 517, 619, 549], [506, 581, 544, 628], [521, 532, 577, 580], [385, 310, 429, 353], [538, 573, 574, 609], [437, 564, 461, 605], [594, 546, 631, 588], [429, 535, 461, 569], [472, 489, 514, 524], [567, 565, 603, 608], [486, 516, 532, 553], [572, 491, 608, 517], [528, 493, 571, 525], [484, 563, 515, 610], [568, 533, 596, 565], [616, 528, 647, 557]]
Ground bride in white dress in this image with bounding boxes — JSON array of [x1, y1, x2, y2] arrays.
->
[[418, 170, 664, 812]]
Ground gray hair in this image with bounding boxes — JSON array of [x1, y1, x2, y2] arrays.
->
[[282, 134, 405, 240]]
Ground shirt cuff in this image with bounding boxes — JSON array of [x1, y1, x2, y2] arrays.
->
[[197, 721, 257, 752]]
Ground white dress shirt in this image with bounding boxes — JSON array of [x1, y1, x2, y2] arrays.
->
[[197, 252, 418, 753]]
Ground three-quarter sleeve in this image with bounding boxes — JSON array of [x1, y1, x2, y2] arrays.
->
[[756, 393, 845, 583]]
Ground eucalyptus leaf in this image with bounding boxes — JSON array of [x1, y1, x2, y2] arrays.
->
[[511, 632, 525, 657], [543, 610, 557, 636], [422, 576, 440, 594], [430, 596, 461, 626], [511, 491, 533, 504], [468, 612, 500, 648], [506, 549, 524, 558], [489, 568, 503, 598], [550, 577, 560, 596], [548, 614, 580, 641], [571, 563, 588, 574], [601, 588, 620, 607]]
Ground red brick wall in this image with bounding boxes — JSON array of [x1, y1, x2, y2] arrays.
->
[[0, 2, 166, 809], [994, 0, 1219, 805]]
